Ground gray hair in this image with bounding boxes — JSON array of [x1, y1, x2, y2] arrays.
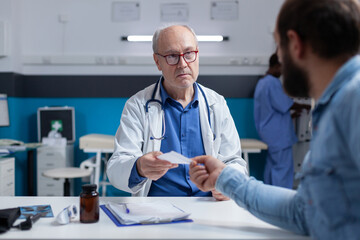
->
[[152, 24, 198, 53]]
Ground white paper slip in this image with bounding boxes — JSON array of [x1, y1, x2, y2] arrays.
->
[[157, 151, 192, 164]]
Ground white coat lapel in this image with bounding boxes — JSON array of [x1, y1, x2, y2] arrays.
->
[[198, 85, 215, 156]]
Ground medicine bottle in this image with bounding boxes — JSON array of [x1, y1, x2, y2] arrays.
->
[[80, 184, 99, 223]]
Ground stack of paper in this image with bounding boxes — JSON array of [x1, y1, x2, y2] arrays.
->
[[105, 201, 191, 225], [0, 149, 10, 156]]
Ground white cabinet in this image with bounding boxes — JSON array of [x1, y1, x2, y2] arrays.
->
[[37, 145, 73, 196], [0, 157, 15, 196]]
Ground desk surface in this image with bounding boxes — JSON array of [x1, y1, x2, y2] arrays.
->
[[0, 197, 308, 240]]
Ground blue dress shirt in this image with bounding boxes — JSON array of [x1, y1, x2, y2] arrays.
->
[[129, 82, 210, 196]]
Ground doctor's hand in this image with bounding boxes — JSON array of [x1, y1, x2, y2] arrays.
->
[[189, 155, 226, 193], [136, 151, 178, 181]]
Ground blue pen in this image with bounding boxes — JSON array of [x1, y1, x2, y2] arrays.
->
[[124, 203, 130, 214]]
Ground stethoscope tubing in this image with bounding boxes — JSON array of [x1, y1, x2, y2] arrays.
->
[[145, 77, 213, 141]]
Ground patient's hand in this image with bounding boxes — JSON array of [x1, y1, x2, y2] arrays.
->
[[211, 190, 230, 201], [189, 155, 226, 192]]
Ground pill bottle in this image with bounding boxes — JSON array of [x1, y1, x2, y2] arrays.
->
[[80, 184, 99, 223]]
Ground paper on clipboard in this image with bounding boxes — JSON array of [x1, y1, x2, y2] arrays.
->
[[157, 151, 192, 164], [104, 201, 191, 226]]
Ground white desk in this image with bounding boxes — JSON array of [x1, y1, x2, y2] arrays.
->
[[240, 139, 268, 174], [0, 196, 308, 240]]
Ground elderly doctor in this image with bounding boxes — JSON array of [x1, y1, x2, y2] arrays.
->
[[107, 24, 247, 200]]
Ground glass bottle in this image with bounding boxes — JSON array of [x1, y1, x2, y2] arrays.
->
[[80, 184, 99, 223]]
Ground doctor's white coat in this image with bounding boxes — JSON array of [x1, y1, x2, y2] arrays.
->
[[107, 81, 247, 196]]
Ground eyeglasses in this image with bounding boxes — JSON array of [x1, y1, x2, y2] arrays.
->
[[156, 50, 199, 66]]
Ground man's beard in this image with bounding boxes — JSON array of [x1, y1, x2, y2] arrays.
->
[[282, 50, 310, 98]]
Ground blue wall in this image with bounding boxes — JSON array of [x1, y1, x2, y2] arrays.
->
[[0, 97, 266, 196]]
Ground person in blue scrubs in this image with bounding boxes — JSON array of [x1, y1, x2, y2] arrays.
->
[[254, 53, 309, 188]]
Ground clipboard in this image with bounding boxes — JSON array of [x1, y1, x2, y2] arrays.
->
[[100, 205, 193, 227]]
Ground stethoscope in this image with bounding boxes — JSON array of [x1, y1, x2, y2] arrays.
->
[[145, 77, 214, 141]]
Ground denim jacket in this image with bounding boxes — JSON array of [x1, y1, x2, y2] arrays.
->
[[297, 55, 360, 239], [216, 56, 360, 239]]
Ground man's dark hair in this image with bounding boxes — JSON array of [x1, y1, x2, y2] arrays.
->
[[269, 53, 280, 68], [277, 0, 360, 59]]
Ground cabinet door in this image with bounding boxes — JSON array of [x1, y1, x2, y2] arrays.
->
[[0, 158, 15, 196], [37, 175, 63, 196], [36, 145, 74, 196], [37, 147, 66, 167]]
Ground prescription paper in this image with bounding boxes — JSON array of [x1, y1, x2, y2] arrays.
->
[[157, 151, 192, 164]]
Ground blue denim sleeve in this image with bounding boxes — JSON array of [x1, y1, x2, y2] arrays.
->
[[215, 166, 309, 236], [128, 159, 146, 189]]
